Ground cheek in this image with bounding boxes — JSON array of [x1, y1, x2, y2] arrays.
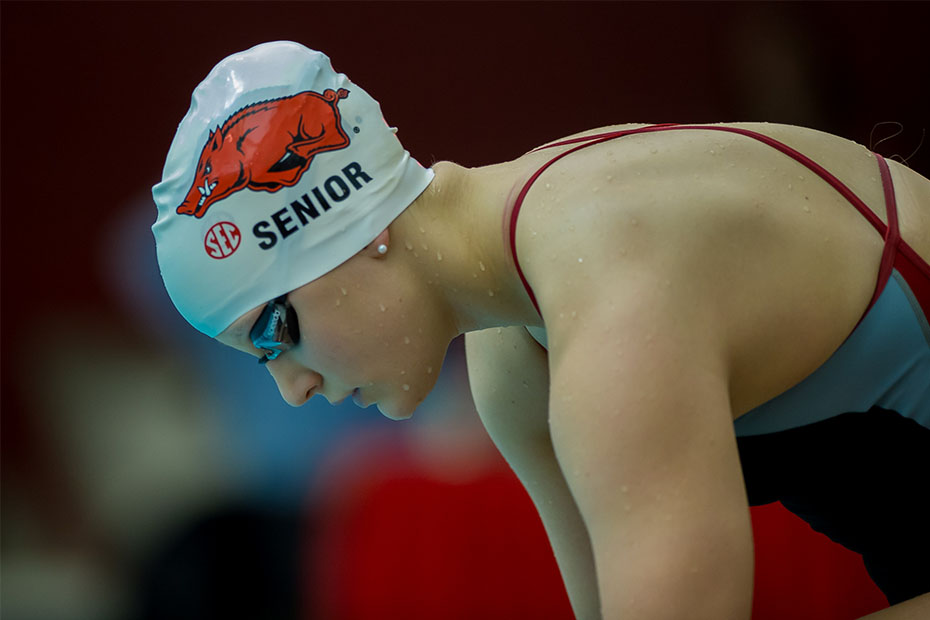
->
[[297, 287, 421, 369]]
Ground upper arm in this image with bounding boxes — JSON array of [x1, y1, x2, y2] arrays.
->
[[465, 326, 601, 620], [466, 326, 551, 461], [545, 283, 754, 619]]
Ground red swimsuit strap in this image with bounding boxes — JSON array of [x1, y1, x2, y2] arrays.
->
[[870, 154, 900, 310], [508, 124, 901, 317]]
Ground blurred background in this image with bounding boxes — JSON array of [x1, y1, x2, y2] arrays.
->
[[2, 2, 928, 619]]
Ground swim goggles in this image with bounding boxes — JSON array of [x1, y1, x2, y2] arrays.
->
[[249, 295, 300, 364]]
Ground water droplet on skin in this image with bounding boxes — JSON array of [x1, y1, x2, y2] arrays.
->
[[592, 186, 600, 193], [426, 366, 433, 374], [496, 327, 503, 334], [335, 299, 341, 307], [487, 289, 495, 297], [418, 227, 425, 234], [531, 230, 537, 237], [650, 148, 658, 154], [559, 313, 565, 319], [472, 273, 478, 279], [402, 384, 410, 391], [479, 261, 486, 272], [568, 224, 575, 232], [421, 243, 429, 251], [404, 336, 410, 344], [803, 205, 811, 213], [436, 251, 442, 261], [606, 174, 614, 182], [522, 381, 529, 388], [379, 303, 386, 312], [788, 183, 793, 190], [400, 370, 406, 375], [578, 257, 583, 263], [709, 149, 716, 155], [624, 504, 631, 512], [545, 183, 552, 190], [798, 175, 805, 181], [405, 241, 413, 251], [341, 287, 348, 295], [571, 311, 577, 318], [621, 485, 629, 493], [413, 252, 419, 258]]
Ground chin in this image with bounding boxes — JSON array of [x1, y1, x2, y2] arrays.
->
[[375, 387, 428, 421], [376, 401, 415, 421]]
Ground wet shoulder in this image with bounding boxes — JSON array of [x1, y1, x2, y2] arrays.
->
[[508, 122, 892, 414]]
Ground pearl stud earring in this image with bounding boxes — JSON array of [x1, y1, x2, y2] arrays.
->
[[377, 244, 388, 255]]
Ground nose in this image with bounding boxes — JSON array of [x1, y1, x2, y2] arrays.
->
[[265, 359, 322, 407]]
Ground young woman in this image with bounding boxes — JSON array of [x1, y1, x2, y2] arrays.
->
[[153, 42, 930, 619]]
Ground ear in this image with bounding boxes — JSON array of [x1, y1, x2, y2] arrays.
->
[[362, 228, 391, 258]]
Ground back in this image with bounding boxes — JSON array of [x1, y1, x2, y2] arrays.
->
[[507, 122, 930, 417]]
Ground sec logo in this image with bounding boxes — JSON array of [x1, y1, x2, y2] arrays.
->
[[204, 221, 241, 259]]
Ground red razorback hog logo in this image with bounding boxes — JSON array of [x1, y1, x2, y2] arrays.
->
[[176, 88, 351, 218]]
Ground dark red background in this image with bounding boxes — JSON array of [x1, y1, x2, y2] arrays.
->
[[3, 2, 928, 619]]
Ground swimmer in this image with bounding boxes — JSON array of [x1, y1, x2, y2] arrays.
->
[[153, 42, 930, 619]]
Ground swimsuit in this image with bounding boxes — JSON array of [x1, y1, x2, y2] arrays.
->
[[507, 124, 930, 604]]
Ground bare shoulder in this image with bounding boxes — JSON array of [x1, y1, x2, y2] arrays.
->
[[532, 123, 654, 149], [509, 121, 906, 414]]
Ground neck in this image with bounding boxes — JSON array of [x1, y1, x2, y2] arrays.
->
[[389, 160, 542, 337]]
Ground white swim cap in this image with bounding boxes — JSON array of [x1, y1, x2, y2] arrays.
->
[[152, 41, 434, 337]]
